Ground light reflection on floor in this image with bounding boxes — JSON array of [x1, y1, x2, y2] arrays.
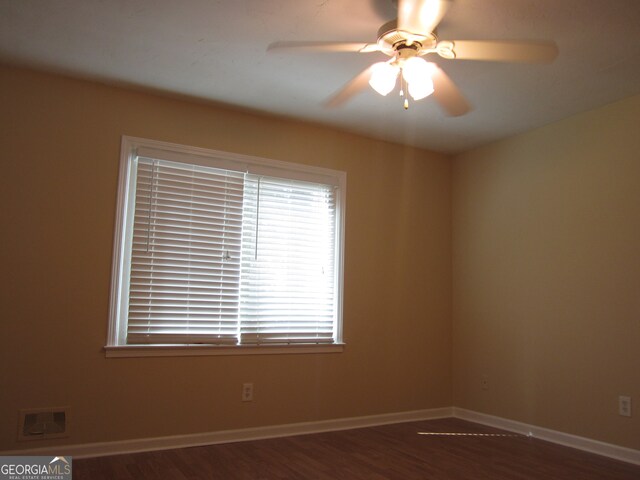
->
[[417, 432, 523, 437]]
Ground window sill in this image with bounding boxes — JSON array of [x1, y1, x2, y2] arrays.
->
[[104, 343, 345, 358]]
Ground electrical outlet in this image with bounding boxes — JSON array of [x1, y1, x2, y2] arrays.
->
[[481, 375, 489, 391], [242, 383, 253, 402], [619, 396, 632, 417]]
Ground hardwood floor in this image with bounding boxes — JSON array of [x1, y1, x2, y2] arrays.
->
[[73, 418, 640, 479]]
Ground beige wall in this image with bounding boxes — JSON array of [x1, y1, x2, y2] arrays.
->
[[452, 94, 640, 450], [0, 66, 452, 451], [2, 63, 637, 455]]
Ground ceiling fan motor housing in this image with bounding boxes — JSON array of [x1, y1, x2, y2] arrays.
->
[[376, 20, 438, 56]]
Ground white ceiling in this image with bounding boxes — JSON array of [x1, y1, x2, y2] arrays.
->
[[1, 0, 639, 153]]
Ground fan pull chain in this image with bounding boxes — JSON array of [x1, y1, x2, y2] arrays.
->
[[401, 75, 409, 110]]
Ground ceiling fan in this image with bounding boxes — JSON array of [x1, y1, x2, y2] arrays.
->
[[268, 0, 558, 116]]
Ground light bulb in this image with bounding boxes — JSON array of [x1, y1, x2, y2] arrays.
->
[[402, 57, 431, 85], [368, 62, 399, 96], [408, 78, 434, 100], [402, 57, 435, 101]]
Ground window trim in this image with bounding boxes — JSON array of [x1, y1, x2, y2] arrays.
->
[[104, 343, 345, 358], [106, 136, 346, 357]]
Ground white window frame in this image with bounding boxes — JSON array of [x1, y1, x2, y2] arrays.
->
[[105, 136, 346, 357]]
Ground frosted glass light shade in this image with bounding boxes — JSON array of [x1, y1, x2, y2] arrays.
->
[[402, 57, 435, 100], [369, 62, 399, 96], [408, 78, 434, 100], [402, 57, 431, 85]]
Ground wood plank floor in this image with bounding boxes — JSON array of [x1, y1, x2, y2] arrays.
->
[[73, 418, 640, 479]]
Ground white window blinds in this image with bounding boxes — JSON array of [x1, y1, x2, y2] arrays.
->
[[127, 157, 244, 344], [113, 141, 344, 348], [239, 176, 337, 344]]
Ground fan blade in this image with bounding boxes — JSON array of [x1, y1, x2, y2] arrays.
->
[[430, 65, 471, 116], [451, 40, 559, 63], [324, 66, 374, 107], [398, 0, 450, 35], [268, 41, 379, 53]]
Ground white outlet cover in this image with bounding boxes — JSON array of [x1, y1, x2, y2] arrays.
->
[[618, 396, 632, 417], [242, 383, 253, 402]]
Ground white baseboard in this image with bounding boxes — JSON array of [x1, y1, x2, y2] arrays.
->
[[4, 406, 637, 466], [0, 407, 453, 459], [453, 407, 640, 466]]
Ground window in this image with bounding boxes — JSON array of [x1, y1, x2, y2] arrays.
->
[[106, 137, 345, 356]]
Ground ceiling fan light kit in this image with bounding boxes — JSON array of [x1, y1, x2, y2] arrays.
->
[[368, 21, 442, 108], [369, 55, 435, 108], [268, 0, 558, 116]]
